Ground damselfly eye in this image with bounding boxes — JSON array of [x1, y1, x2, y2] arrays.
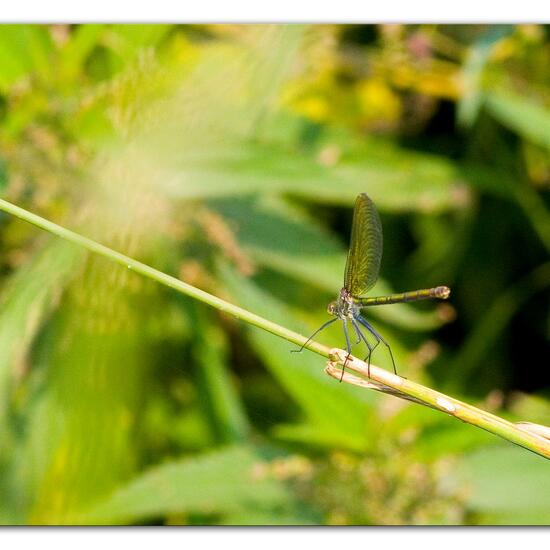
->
[[327, 302, 337, 315]]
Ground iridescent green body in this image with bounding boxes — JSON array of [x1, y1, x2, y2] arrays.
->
[[357, 285, 450, 307]]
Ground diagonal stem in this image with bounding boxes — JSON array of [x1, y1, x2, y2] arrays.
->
[[0, 198, 329, 357], [1, 197, 549, 460], [326, 349, 550, 460]]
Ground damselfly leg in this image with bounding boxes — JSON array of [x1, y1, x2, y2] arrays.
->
[[341, 318, 352, 382], [356, 315, 397, 375], [291, 317, 338, 354], [351, 317, 378, 378]]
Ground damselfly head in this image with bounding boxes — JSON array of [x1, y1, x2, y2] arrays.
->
[[327, 301, 338, 316]]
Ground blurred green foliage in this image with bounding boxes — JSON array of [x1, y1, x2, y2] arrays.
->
[[0, 24, 548, 525]]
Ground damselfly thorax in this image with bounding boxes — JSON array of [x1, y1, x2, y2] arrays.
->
[[327, 288, 358, 319]]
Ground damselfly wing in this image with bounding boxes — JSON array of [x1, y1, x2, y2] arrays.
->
[[344, 193, 383, 298]]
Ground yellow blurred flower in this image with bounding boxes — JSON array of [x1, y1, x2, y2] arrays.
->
[[492, 36, 519, 61], [356, 79, 402, 126], [390, 62, 460, 100], [292, 94, 331, 122]]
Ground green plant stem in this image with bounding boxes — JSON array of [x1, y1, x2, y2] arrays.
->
[[1, 197, 549, 460], [0, 199, 328, 357], [326, 351, 550, 460]]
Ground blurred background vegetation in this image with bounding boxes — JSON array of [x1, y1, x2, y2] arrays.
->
[[0, 23, 548, 525]]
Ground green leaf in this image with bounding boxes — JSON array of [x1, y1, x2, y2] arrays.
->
[[208, 195, 343, 291], [273, 422, 365, 450], [477, 509, 550, 526], [0, 157, 9, 193], [22, 250, 165, 524], [0, 239, 84, 424], [485, 92, 550, 152], [223, 500, 320, 525], [58, 24, 105, 84], [110, 24, 171, 56], [508, 392, 550, 426], [0, 238, 84, 520], [190, 304, 250, 444], [457, 26, 513, 127], [167, 138, 465, 214], [410, 422, 495, 461], [457, 445, 550, 517], [0, 25, 54, 90], [75, 446, 291, 525]]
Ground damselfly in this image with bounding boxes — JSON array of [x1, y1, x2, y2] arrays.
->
[[294, 193, 450, 378]]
